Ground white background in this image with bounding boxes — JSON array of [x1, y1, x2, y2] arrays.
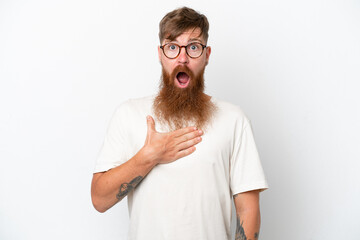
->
[[1, 0, 359, 239]]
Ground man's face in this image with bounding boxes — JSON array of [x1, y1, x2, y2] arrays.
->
[[158, 28, 211, 89], [153, 27, 216, 132]]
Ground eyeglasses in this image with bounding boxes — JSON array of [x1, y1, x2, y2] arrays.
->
[[160, 42, 207, 59]]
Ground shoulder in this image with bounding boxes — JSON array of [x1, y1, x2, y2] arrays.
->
[[212, 97, 251, 126], [128, 94, 156, 105], [115, 94, 155, 113]]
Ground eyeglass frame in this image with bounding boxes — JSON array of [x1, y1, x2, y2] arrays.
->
[[160, 42, 207, 59]]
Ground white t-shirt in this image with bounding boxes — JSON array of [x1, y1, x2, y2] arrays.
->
[[94, 94, 268, 240]]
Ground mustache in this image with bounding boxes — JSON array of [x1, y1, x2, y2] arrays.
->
[[166, 65, 195, 89], [171, 65, 194, 79]]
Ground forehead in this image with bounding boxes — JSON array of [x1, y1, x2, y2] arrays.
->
[[163, 28, 204, 44]]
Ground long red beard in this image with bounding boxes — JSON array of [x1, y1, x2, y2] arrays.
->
[[152, 64, 217, 132]]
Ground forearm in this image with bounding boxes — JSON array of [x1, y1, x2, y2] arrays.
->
[[91, 147, 156, 212], [91, 116, 203, 213], [235, 208, 260, 240]]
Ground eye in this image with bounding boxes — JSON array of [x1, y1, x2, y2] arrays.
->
[[168, 44, 177, 50], [190, 44, 198, 50], [188, 43, 201, 52]]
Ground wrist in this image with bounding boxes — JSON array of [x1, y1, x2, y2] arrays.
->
[[136, 146, 159, 168]]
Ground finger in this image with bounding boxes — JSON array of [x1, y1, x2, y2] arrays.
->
[[175, 129, 203, 144], [176, 136, 202, 151], [175, 146, 196, 159], [146, 115, 156, 133], [172, 126, 198, 138]]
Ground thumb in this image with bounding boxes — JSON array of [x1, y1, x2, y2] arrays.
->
[[146, 115, 156, 134]]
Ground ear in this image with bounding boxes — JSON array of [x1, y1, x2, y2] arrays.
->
[[205, 46, 211, 65], [158, 45, 162, 62]]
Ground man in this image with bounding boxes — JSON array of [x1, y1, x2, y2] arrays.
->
[[91, 6, 268, 240]]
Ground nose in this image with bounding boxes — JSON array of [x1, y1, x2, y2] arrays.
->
[[177, 46, 189, 64]]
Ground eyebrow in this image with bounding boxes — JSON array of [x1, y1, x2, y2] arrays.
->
[[163, 38, 204, 45], [188, 38, 203, 42]]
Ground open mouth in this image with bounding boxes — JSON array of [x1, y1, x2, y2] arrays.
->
[[176, 72, 190, 88]]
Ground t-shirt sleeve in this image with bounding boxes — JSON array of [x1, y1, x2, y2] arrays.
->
[[230, 118, 269, 196], [93, 102, 129, 173]]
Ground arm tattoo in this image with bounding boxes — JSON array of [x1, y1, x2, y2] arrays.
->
[[235, 214, 247, 240], [234, 194, 259, 240], [235, 215, 260, 240], [116, 176, 143, 201]]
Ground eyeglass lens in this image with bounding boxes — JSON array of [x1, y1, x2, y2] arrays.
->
[[163, 43, 204, 58]]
